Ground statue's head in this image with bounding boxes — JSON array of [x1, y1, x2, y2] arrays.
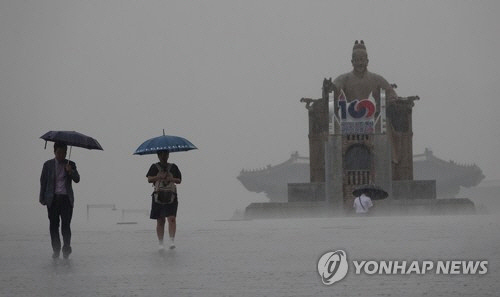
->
[[351, 40, 368, 74]]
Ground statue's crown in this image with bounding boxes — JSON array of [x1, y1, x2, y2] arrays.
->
[[353, 40, 366, 51]]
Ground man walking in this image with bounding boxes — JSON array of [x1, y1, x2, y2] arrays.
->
[[353, 191, 374, 215], [39, 142, 80, 259]]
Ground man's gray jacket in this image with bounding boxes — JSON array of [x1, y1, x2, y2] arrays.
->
[[39, 159, 80, 207]]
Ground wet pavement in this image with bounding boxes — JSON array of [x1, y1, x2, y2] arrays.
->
[[1, 214, 499, 297]]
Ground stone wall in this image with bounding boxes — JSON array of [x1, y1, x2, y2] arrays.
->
[[244, 198, 475, 219], [392, 180, 436, 200], [288, 183, 325, 202]]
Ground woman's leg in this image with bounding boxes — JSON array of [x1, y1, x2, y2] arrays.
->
[[167, 216, 176, 248], [167, 216, 176, 239], [156, 217, 166, 244]]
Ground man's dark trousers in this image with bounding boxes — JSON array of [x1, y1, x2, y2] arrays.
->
[[47, 194, 73, 256]]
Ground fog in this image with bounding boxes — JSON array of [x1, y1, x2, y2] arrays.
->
[[2, 1, 500, 227], [1, 1, 500, 295]]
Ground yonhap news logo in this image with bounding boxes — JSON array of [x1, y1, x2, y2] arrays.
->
[[317, 250, 349, 285], [351, 259, 488, 275], [317, 250, 488, 285]]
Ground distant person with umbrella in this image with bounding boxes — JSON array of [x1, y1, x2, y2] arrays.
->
[[39, 142, 80, 259], [352, 185, 388, 215], [135, 131, 196, 251], [353, 190, 374, 214]]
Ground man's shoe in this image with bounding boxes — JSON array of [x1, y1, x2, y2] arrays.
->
[[52, 251, 60, 259], [62, 246, 72, 259]]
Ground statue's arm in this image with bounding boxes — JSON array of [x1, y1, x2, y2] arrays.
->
[[300, 98, 315, 110], [377, 75, 398, 101], [332, 75, 344, 95]]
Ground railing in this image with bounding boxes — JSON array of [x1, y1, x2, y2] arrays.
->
[[121, 209, 149, 220], [346, 170, 370, 185], [346, 134, 370, 141], [86, 204, 117, 220]]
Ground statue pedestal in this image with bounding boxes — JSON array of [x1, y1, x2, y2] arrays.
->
[[244, 198, 475, 219]]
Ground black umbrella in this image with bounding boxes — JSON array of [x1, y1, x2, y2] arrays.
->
[[40, 130, 103, 160], [352, 184, 388, 200]]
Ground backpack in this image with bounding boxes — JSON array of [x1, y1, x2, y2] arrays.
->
[[152, 163, 177, 204]]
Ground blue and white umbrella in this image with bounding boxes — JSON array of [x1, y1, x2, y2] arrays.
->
[[133, 130, 197, 155]]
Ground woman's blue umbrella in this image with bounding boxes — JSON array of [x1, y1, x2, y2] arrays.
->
[[133, 131, 197, 155]]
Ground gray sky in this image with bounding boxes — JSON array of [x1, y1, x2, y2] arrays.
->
[[1, 1, 500, 225]]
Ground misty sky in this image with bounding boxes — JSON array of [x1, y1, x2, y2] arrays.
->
[[1, 1, 500, 226]]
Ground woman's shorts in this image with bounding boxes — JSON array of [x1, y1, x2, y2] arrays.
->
[[150, 195, 178, 219]]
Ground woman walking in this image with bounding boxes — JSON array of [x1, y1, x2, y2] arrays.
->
[[146, 150, 182, 250]]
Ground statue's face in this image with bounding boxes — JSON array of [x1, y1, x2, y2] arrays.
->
[[351, 51, 368, 74]]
